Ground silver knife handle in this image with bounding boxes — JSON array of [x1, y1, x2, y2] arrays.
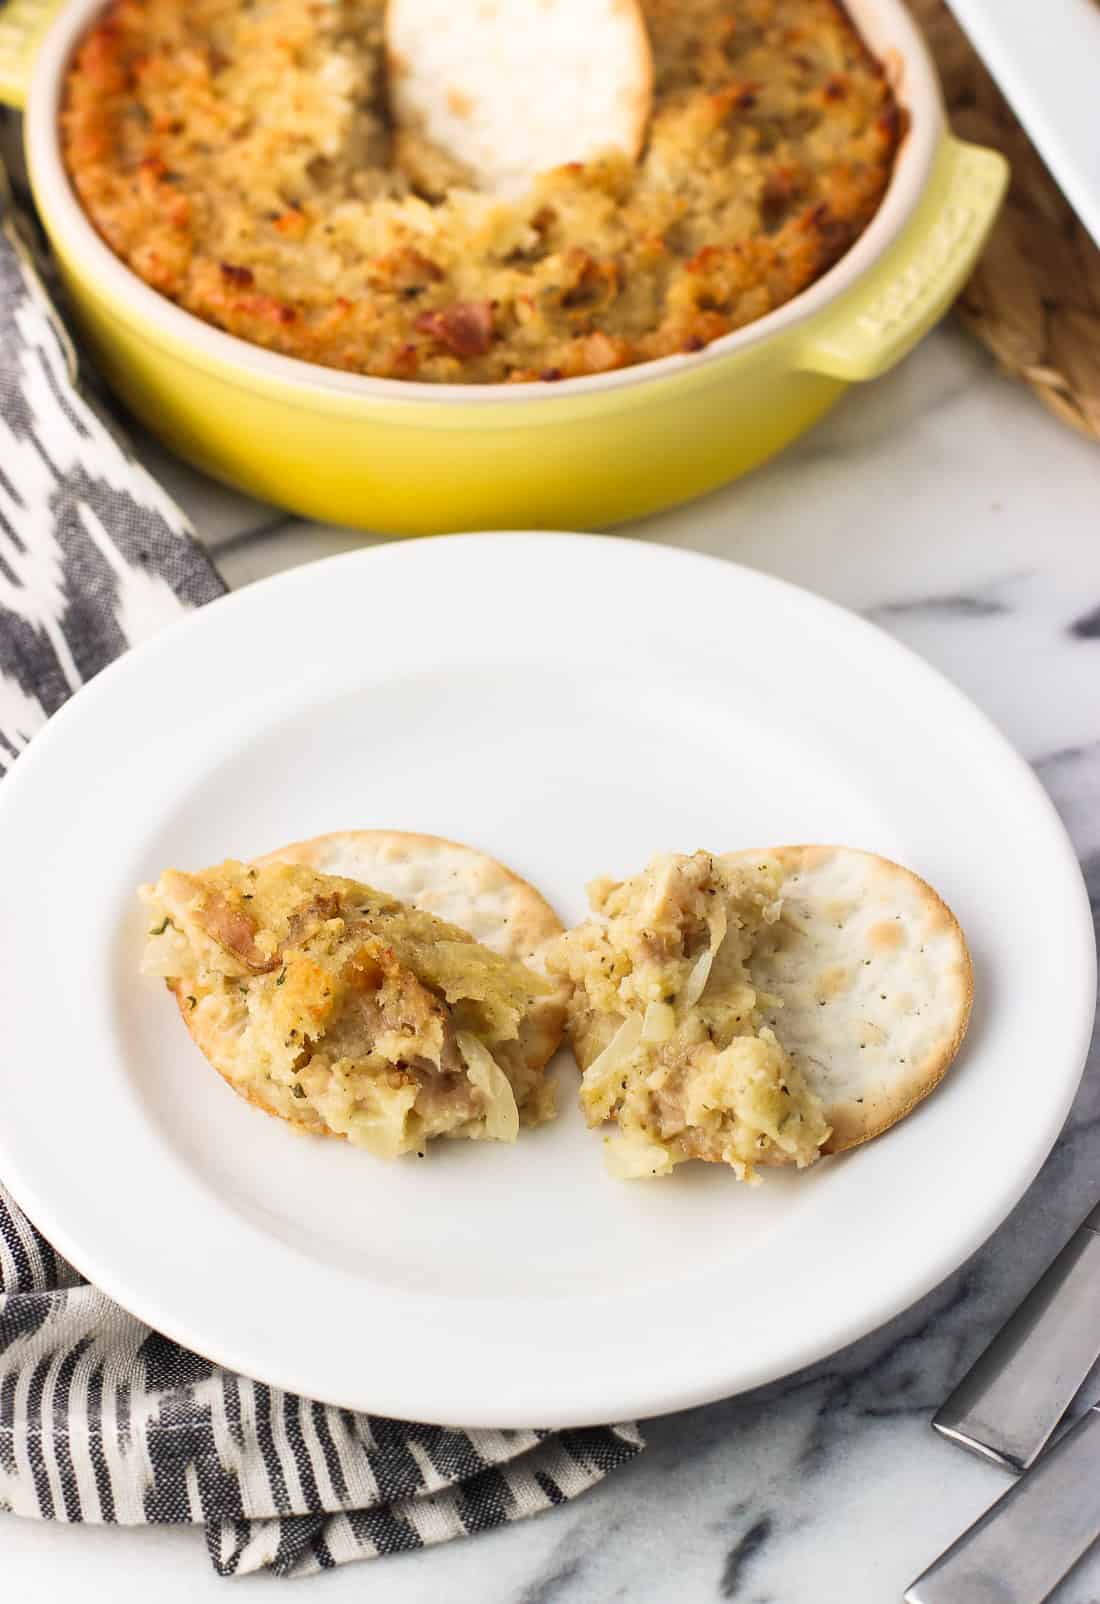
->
[[933, 1207, 1100, 1471], [905, 1407, 1100, 1604]]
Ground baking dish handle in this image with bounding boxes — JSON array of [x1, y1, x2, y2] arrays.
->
[[795, 136, 1008, 383], [0, 0, 63, 108]]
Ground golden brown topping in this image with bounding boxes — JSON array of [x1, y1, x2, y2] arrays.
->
[[60, 0, 900, 383]]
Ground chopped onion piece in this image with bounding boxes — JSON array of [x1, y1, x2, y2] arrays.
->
[[682, 902, 728, 1007], [457, 1031, 520, 1143], [642, 1000, 676, 1043], [346, 1086, 419, 1158], [581, 1012, 643, 1121]]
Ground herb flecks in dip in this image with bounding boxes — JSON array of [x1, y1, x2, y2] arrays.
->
[[62, 0, 902, 382]]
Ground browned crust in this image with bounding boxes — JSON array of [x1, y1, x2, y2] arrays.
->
[[60, 0, 902, 383], [257, 829, 564, 964], [256, 829, 566, 1076]]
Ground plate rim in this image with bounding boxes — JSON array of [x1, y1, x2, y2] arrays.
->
[[0, 531, 1094, 1428]]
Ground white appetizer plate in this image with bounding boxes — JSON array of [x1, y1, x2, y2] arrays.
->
[[0, 534, 1093, 1429]]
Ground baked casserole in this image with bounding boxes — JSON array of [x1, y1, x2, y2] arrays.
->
[[61, 0, 903, 382]]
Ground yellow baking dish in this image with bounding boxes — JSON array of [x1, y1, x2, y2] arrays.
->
[[1, 0, 1006, 534]]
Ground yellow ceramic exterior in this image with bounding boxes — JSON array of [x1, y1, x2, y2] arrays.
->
[[6, 0, 1007, 534]]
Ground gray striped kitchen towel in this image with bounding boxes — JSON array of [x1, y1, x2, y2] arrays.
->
[[0, 167, 643, 1575]]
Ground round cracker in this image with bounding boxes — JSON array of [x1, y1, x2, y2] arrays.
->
[[256, 829, 567, 1077], [723, 846, 973, 1154], [386, 0, 654, 197]]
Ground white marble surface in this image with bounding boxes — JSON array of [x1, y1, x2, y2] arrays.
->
[[5, 324, 1100, 1601]]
